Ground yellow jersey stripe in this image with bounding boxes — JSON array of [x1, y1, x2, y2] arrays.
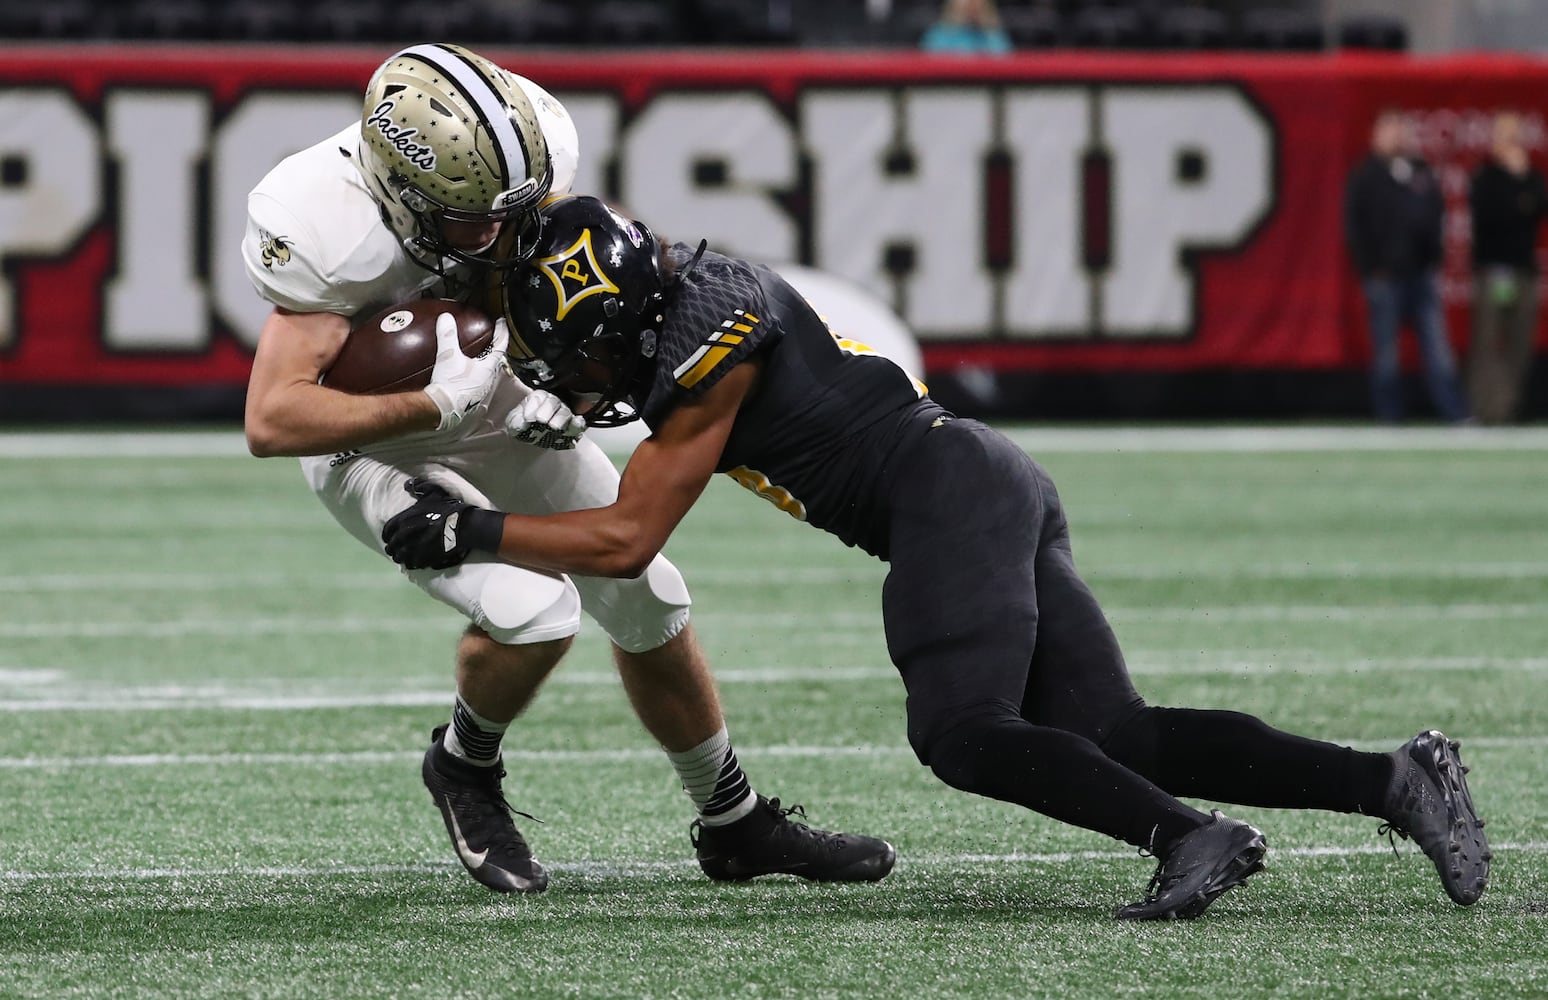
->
[[672, 344, 711, 380], [677, 344, 734, 388]]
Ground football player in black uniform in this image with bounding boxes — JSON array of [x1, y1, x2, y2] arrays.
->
[[383, 196, 1491, 919]]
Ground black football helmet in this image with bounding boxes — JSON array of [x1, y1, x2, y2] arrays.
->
[[497, 195, 666, 426]]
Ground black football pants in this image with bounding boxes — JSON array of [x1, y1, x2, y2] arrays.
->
[[879, 419, 1391, 850]]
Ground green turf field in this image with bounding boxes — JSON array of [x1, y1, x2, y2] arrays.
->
[[2, 426, 1546, 999]]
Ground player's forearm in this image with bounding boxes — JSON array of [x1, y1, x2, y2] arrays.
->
[[494, 508, 664, 579], [488, 462, 699, 579], [244, 382, 440, 457]]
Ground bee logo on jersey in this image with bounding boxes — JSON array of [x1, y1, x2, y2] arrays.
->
[[258, 232, 292, 269], [533, 229, 620, 321]]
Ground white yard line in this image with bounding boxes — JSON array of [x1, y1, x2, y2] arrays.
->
[[3, 601, 1547, 640], [7, 426, 1548, 460], [997, 426, 1548, 452], [5, 560, 1548, 595], [2, 735, 1543, 769], [0, 572, 399, 593], [0, 667, 902, 711], [0, 432, 251, 458], [0, 691, 450, 711], [1125, 655, 1548, 675], [0, 668, 66, 685], [4, 841, 1546, 882], [1110, 603, 1548, 622], [1083, 562, 1548, 581], [0, 745, 895, 769], [0, 567, 879, 592], [3, 654, 1548, 712], [936, 840, 1548, 864]]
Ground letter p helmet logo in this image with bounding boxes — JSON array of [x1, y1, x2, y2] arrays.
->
[[534, 229, 621, 320]]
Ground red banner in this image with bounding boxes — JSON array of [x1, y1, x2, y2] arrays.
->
[[0, 47, 1545, 408]]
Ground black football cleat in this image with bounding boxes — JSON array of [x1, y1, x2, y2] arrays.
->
[[1379, 729, 1491, 906], [422, 725, 548, 894], [1116, 810, 1268, 921], [691, 796, 896, 883]]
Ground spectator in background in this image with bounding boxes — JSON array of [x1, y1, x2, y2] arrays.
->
[[920, 0, 1012, 55], [1468, 110, 1547, 424], [1345, 110, 1470, 424]]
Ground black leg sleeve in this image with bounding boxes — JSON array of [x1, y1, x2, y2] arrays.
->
[[883, 423, 1211, 851], [1101, 706, 1393, 815], [922, 709, 1211, 850]]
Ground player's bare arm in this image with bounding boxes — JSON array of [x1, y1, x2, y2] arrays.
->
[[244, 306, 439, 457], [501, 361, 759, 576], [382, 361, 760, 578]]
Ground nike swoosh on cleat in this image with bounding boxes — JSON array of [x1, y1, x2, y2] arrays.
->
[[447, 811, 488, 869]]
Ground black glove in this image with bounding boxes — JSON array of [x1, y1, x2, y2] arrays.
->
[[381, 478, 505, 570]]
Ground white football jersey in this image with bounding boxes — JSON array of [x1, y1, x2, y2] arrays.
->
[[242, 74, 579, 318], [514, 75, 579, 207]]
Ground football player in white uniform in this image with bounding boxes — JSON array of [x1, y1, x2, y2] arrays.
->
[[241, 44, 895, 894]]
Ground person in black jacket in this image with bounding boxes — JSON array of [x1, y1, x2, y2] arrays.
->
[[379, 195, 1494, 921], [1345, 111, 1470, 423], [1468, 111, 1546, 424]]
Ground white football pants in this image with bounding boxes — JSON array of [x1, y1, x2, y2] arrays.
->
[[300, 379, 690, 653]]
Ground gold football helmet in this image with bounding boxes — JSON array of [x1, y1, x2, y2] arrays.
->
[[358, 43, 553, 268]]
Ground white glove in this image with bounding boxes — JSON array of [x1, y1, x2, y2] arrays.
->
[[423, 315, 511, 432], [504, 388, 586, 450]]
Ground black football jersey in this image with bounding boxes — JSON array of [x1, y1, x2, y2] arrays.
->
[[641, 244, 949, 558]]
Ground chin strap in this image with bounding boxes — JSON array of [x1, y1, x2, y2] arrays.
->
[[666, 239, 709, 306]]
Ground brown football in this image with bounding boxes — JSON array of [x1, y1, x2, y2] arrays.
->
[[322, 299, 496, 395]]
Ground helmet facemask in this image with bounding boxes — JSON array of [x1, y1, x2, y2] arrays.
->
[[391, 173, 550, 269], [517, 323, 659, 427]]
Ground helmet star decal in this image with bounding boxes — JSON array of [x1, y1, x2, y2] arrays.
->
[[534, 228, 621, 320]]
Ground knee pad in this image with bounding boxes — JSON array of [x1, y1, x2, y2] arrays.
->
[[475, 567, 582, 645], [418, 559, 583, 646], [476, 575, 582, 647], [572, 554, 692, 654]]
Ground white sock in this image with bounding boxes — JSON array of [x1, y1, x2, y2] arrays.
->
[[444, 695, 509, 767], [667, 726, 757, 825]]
